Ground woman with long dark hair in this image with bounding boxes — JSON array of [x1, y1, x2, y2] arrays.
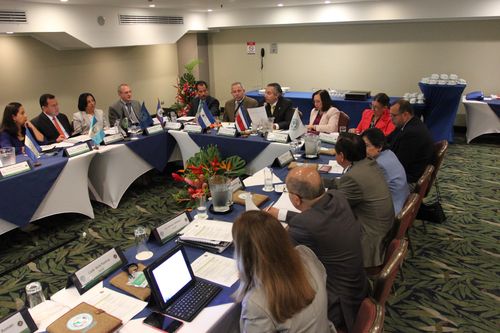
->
[[0, 102, 45, 154]]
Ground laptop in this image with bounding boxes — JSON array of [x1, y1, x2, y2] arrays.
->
[[143, 245, 222, 322]]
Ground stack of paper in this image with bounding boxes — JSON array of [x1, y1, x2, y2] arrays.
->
[[177, 219, 233, 253]]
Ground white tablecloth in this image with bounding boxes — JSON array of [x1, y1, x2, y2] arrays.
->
[[462, 97, 500, 143]]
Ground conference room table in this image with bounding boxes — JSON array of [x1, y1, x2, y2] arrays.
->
[[246, 90, 401, 129], [461, 97, 500, 143], [0, 150, 96, 235], [168, 130, 291, 175]]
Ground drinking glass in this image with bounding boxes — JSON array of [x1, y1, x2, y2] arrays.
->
[[170, 112, 177, 122], [304, 133, 320, 158], [195, 194, 208, 219], [0, 147, 16, 167], [208, 175, 231, 212], [339, 126, 347, 133], [134, 226, 153, 261], [263, 167, 274, 192], [26, 282, 46, 308]]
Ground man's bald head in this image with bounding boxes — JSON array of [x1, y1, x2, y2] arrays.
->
[[286, 167, 325, 200]]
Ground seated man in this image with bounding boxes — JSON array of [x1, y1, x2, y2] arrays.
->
[[323, 133, 394, 269], [32, 93, 73, 144], [188, 80, 220, 117], [223, 82, 258, 122], [263, 82, 294, 130], [387, 99, 434, 188], [269, 166, 368, 332], [108, 83, 142, 126]]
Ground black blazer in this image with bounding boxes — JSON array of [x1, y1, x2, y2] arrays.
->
[[263, 96, 294, 130], [188, 96, 220, 117], [388, 116, 434, 183], [31, 112, 73, 144]]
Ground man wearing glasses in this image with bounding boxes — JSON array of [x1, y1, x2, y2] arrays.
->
[[388, 99, 434, 188]]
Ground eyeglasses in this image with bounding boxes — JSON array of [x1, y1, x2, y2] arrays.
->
[[390, 112, 401, 118]]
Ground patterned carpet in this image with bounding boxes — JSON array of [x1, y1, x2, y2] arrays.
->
[[0, 133, 499, 332]]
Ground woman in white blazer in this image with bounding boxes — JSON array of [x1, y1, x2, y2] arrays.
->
[[73, 93, 109, 135], [233, 211, 336, 333], [307, 90, 340, 133]]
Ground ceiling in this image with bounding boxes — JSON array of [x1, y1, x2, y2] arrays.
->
[[16, 0, 378, 11]]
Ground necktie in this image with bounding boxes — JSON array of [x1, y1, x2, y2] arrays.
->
[[126, 103, 139, 124], [52, 116, 66, 138], [271, 105, 276, 115]]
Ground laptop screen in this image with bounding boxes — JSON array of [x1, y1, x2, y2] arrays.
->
[[151, 248, 193, 303]]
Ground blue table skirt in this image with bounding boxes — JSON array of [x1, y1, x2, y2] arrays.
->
[[487, 100, 500, 117], [188, 131, 270, 164], [123, 132, 176, 172], [0, 152, 67, 227], [418, 83, 466, 142], [246, 91, 400, 129]]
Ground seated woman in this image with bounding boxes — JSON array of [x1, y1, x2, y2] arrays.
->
[[0, 102, 45, 154], [73, 93, 109, 135], [307, 90, 340, 133], [353, 92, 395, 136], [362, 127, 410, 214], [233, 210, 335, 333]]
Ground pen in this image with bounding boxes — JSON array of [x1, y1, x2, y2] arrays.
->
[[264, 201, 275, 212]]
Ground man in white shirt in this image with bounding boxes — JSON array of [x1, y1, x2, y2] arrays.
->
[[263, 82, 294, 130], [108, 83, 142, 126]]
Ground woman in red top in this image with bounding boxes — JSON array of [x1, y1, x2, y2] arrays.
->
[[353, 93, 395, 136]]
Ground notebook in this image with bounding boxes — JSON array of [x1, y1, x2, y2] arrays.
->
[[143, 245, 222, 322]]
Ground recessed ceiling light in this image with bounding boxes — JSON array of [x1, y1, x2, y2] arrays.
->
[[207, 9, 213, 12], [149, 4, 155, 7], [6, 31, 14, 34], [60, 0, 68, 3], [277, 3, 284, 7], [325, 1, 331, 3]]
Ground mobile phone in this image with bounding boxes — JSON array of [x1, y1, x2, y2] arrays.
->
[[143, 312, 183, 332]]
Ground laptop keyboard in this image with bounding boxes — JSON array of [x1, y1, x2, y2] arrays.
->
[[164, 279, 222, 322]]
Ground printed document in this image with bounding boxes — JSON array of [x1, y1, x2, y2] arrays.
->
[[191, 252, 239, 287]]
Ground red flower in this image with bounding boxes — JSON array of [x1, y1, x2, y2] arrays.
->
[[171, 173, 184, 182]]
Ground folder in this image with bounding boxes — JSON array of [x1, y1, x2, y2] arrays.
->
[[47, 302, 122, 333], [109, 263, 151, 301], [232, 190, 269, 207]]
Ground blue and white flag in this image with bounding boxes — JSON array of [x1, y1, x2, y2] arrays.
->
[[156, 99, 164, 125], [196, 101, 216, 129], [24, 128, 41, 162], [235, 106, 252, 132], [89, 115, 105, 145], [288, 108, 306, 140], [139, 102, 154, 129]]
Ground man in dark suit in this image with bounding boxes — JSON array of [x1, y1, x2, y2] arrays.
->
[[388, 99, 434, 187], [323, 133, 395, 269], [263, 82, 294, 130], [108, 83, 142, 126], [31, 93, 73, 144], [222, 82, 258, 122], [187, 80, 220, 117], [269, 167, 368, 331]]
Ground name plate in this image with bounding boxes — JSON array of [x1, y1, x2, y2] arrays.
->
[[217, 127, 237, 137], [319, 132, 338, 144], [103, 133, 124, 145], [63, 142, 91, 158], [0, 308, 37, 333], [0, 161, 31, 179], [275, 150, 295, 167], [184, 124, 203, 133], [164, 122, 182, 130], [144, 124, 164, 135], [68, 248, 126, 294], [266, 132, 289, 143], [152, 212, 192, 244], [229, 177, 245, 193]]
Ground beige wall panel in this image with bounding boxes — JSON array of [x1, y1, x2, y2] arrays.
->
[[0, 36, 178, 120]]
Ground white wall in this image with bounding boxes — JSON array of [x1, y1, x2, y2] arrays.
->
[[0, 36, 179, 119], [208, 20, 500, 125]]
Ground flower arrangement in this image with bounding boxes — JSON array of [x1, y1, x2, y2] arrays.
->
[[170, 59, 200, 117], [172, 145, 246, 208]]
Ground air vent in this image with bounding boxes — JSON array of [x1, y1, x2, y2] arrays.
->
[[0, 10, 27, 23], [119, 15, 183, 25]]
